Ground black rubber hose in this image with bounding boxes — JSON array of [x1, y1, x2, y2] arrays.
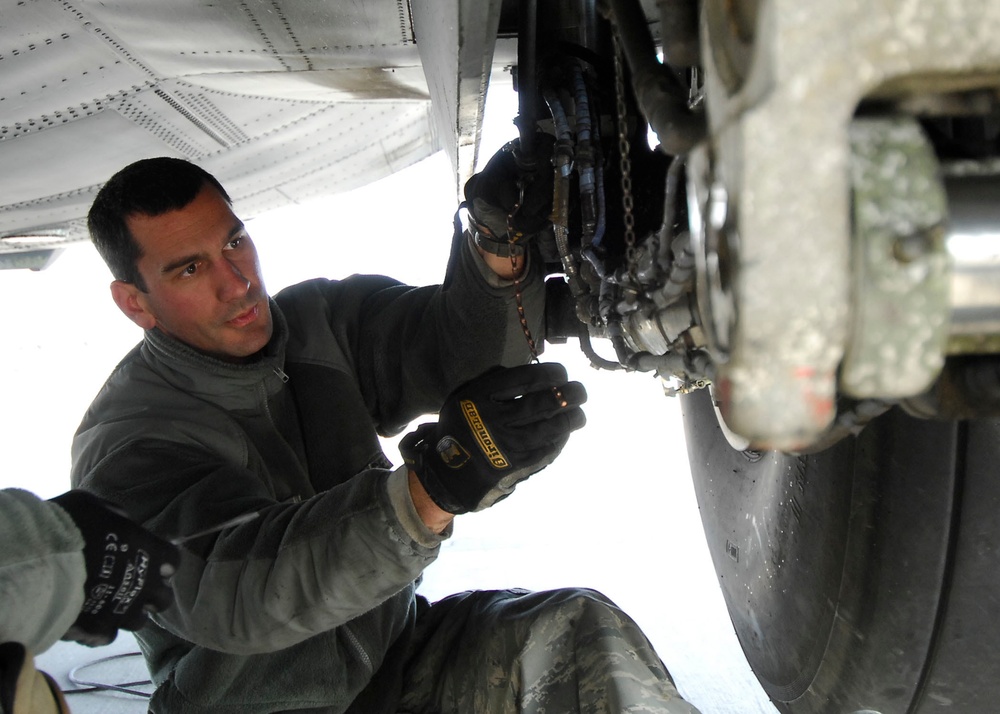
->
[[515, 0, 538, 164], [659, 0, 701, 67], [602, 0, 706, 155], [580, 328, 626, 371]]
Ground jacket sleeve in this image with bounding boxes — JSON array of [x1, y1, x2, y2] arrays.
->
[[0, 489, 85, 654], [278, 232, 547, 435], [75, 442, 441, 655]]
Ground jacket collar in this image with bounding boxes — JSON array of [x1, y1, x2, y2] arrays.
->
[[139, 298, 289, 409]]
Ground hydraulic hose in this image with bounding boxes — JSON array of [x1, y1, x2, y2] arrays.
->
[[580, 327, 626, 371], [543, 87, 587, 297], [515, 0, 539, 164], [572, 61, 612, 283], [582, 62, 609, 278], [657, 0, 700, 67], [602, 0, 705, 155], [658, 155, 686, 266], [573, 64, 598, 249]]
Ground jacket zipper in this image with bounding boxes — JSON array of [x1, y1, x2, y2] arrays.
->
[[259, 367, 290, 425], [342, 625, 373, 673]]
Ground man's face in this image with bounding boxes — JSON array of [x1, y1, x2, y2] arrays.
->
[[112, 183, 273, 361]]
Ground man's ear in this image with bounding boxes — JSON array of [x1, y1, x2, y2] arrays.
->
[[110, 280, 156, 330]]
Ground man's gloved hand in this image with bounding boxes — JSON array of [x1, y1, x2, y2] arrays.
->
[[48, 490, 180, 647], [400, 362, 587, 514], [464, 134, 555, 256]]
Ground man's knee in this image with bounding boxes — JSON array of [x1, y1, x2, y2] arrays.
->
[[531, 587, 629, 630]]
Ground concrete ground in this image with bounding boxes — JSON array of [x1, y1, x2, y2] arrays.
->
[[37, 633, 150, 714]]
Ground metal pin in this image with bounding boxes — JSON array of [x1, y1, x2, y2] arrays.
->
[[170, 511, 260, 546]]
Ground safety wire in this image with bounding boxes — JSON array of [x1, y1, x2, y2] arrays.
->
[[63, 652, 152, 699]]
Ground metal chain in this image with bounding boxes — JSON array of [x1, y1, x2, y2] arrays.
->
[[612, 31, 637, 272], [506, 172, 567, 408], [506, 183, 539, 361]]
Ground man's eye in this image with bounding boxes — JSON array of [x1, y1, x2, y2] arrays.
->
[[227, 236, 244, 250], [181, 264, 197, 276]]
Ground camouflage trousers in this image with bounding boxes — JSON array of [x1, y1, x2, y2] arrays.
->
[[396, 588, 701, 714]]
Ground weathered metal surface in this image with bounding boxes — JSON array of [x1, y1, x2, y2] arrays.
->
[[697, 0, 1000, 449], [0, 0, 497, 249], [841, 117, 950, 399], [410, 0, 507, 196]]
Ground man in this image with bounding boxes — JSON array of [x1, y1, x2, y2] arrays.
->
[[70, 152, 699, 713], [0, 487, 178, 713]]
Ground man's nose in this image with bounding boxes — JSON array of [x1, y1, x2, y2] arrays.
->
[[218, 259, 251, 300]]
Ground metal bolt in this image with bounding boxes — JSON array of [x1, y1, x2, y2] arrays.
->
[[892, 224, 943, 263]]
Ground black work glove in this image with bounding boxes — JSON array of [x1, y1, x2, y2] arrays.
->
[[400, 363, 587, 514], [464, 134, 555, 255], [49, 490, 180, 647]]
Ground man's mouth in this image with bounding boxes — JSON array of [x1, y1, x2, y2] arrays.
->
[[227, 303, 259, 327]]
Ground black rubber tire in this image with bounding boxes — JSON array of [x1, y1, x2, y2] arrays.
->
[[680, 387, 1000, 713]]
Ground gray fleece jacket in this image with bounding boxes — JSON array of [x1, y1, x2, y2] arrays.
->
[[69, 237, 544, 713]]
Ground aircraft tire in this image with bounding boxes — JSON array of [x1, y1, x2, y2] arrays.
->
[[680, 387, 1000, 713]]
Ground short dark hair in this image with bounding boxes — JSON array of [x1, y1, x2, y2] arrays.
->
[[88, 157, 231, 290]]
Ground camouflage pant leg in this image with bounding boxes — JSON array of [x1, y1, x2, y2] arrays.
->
[[397, 587, 701, 714]]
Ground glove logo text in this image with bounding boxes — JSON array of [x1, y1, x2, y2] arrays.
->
[[460, 399, 510, 469]]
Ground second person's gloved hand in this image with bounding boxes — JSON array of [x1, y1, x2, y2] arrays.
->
[[49, 490, 180, 647], [400, 362, 587, 514]]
